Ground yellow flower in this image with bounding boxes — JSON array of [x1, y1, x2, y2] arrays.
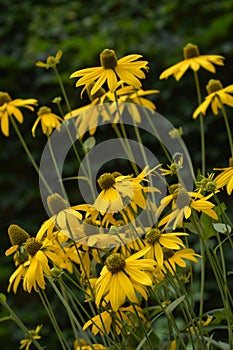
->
[[141, 228, 188, 266], [214, 161, 233, 195], [193, 80, 233, 118], [22, 238, 51, 292], [95, 249, 155, 311], [0, 92, 37, 136], [83, 305, 146, 336], [159, 43, 224, 81], [73, 339, 106, 350], [157, 248, 200, 278], [22, 229, 66, 293], [19, 324, 42, 350], [94, 167, 155, 216], [158, 186, 218, 229], [36, 50, 63, 69], [32, 106, 63, 137], [70, 49, 149, 95]]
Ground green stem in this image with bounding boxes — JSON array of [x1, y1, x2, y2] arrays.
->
[[49, 278, 95, 348], [219, 100, 233, 158], [38, 289, 69, 350], [131, 303, 154, 350], [193, 71, 205, 175], [53, 65, 72, 113], [10, 116, 52, 194], [0, 296, 44, 350], [47, 137, 68, 199], [113, 92, 139, 174], [215, 233, 233, 347], [199, 241, 205, 317], [58, 279, 80, 344]]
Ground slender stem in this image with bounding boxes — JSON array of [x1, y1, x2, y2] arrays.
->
[[47, 137, 68, 199], [215, 233, 233, 347], [113, 92, 138, 174], [58, 279, 80, 343], [10, 115, 52, 194], [0, 296, 44, 350], [38, 289, 69, 350], [53, 65, 72, 113], [53, 65, 97, 201], [131, 303, 154, 350], [49, 278, 95, 348], [219, 100, 233, 158], [199, 241, 205, 317], [193, 71, 205, 175]]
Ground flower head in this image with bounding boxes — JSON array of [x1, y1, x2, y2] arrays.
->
[[141, 228, 187, 266], [19, 227, 66, 293], [95, 249, 155, 311], [36, 50, 63, 69], [94, 166, 157, 218], [158, 186, 218, 229], [157, 248, 201, 278], [32, 106, 63, 137], [159, 43, 224, 81], [193, 80, 233, 118], [19, 324, 42, 350], [0, 92, 37, 136], [70, 49, 149, 95]]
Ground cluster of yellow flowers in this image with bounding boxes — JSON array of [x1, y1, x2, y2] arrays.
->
[[1, 44, 233, 350]]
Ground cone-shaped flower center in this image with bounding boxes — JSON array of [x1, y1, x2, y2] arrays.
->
[[86, 82, 106, 101], [175, 188, 191, 209], [8, 224, 30, 246], [24, 238, 42, 257], [38, 106, 51, 116], [163, 248, 174, 260], [183, 43, 200, 59], [98, 173, 115, 190], [100, 49, 118, 69], [229, 157, 233, 168], [47, 193, 69, 216], [145, 228, 161, 244], [106, 253, 126, 273], [206, 79, 223, 94], [0, 92, 11, 106]]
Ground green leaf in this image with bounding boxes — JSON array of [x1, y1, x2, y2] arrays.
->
[[199, 212, 218, 240], [165, 295, 185, 314]]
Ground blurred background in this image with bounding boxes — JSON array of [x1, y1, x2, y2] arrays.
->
[[0, 0, 233, 348]]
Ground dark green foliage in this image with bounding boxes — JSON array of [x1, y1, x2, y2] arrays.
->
[[0, 1, 232, 348]]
